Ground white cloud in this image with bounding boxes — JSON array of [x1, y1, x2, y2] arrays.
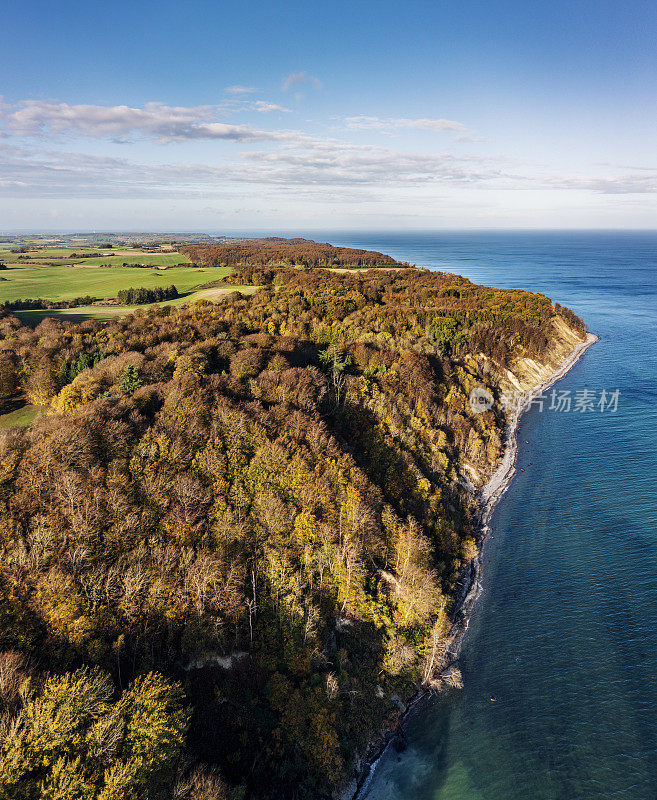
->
[[225, 85, 258, 94], [548, 173, 657, 194], [0, 99, 655, 211], [282, 71, 322, 91], [344, 115, 467, 133], [0, 100, 302, 143], [239, 141, 499, 186], [0, 139, 505, 199], [4, 101, 212, 138], [2, 136, 656, 202], [249, 101, 291, 113]]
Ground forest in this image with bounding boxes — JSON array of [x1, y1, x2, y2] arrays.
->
[[179, 239, 406, 269], [115, 286, 179, 306], [0, 266, 586, 799]]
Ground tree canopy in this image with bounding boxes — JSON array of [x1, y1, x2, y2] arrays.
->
[[0, 265, 585, 798], [180, 238, 406, 269]]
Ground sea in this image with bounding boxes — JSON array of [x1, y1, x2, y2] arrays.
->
[[306, 231, 657, 800]]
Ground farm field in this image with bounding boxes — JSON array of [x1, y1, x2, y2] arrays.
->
[[0, 243, 253, 322], [0, 255, 231, 304], [73, 252, 190, 267], [13, 284, 258, 323], [0, 245, 191, 266], [0, 248, 88, 261]]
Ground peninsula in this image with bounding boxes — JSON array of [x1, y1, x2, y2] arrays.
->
[[0, 240, 591, 800]]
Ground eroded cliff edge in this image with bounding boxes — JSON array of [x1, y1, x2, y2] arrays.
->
[[340, 314, 596, 800]]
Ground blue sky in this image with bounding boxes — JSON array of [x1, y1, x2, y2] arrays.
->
[[1, 0, 656, 230]]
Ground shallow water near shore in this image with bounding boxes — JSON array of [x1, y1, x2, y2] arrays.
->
[[323, 232, 657, 800]]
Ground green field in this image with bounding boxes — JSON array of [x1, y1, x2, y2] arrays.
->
[[1, 248, 76, 261], [13, 284, 258, 323], [0, 404, 42, 429], [0, 248, 190, 266], [0, 244, 260, 323], [0, 264, 231, 303], [0, 233, 222, 249], [0, 247, 112, 263], [74, 252, 190, 267]]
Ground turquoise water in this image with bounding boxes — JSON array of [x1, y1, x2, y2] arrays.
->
[[330, 232, 657, 800]]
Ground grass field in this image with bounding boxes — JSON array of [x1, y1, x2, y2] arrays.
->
[[0, 233, 220, 249], [0, 245, 260, 323], [0, 264, 232, 303], [73, 252, 190, 267], [0, 247, 109, 263], [14, 284, 258, 323], [0, 248, 85, 261], [0, 404, 42, 429], [0, 248, 189, 266]]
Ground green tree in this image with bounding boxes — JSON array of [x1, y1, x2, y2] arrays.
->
[[119, 365, 142, 396]]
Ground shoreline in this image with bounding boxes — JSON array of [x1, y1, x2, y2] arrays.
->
[[346, 330, 598, 800], [446, 330, 599, 660]]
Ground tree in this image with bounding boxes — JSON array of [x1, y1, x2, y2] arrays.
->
[[119, 365, 142, 395], [26, 363, 58, 406], [0, 668, 190, 800], [319, 343, 351, 406], [0, 354, 19, 407], [120, 672, 190, 790]]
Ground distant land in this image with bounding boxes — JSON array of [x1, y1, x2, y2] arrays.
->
[[0, 232, 226, 247]]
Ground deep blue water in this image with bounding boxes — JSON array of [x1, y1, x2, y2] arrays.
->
[[327, 232, 657, 800]]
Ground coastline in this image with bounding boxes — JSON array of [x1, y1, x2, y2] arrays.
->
[[345, 329, 598, 800], [445, 330, 598, 660]]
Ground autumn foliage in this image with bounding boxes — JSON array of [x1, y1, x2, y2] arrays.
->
[[179, 238, 406, 269], [0, 265, 585, 798]]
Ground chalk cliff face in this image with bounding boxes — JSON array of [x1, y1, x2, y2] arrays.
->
[[0, 266, 590, 800], [458, 314, 589, 492], [500, 315, 589, 395]]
